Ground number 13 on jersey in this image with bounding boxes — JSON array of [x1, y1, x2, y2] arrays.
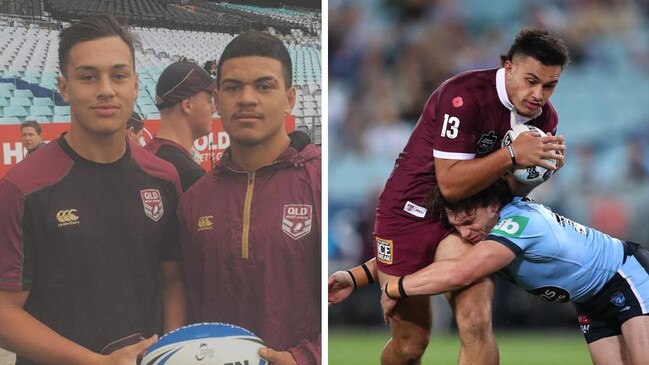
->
[[441, 114, 460, 139]]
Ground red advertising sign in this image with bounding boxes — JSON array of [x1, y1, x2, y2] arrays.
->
[[0, 116, 295, 178]]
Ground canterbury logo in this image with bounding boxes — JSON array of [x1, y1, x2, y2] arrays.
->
[[56, 209, 79, 227], [197, 215, 213, 231]]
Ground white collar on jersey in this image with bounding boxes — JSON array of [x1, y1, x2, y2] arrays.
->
[[495, 68, 543, 128]]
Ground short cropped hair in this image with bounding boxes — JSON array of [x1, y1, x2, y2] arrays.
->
[[500, 28, 570, 68], [21, 120, 42, 135], [59, 15, 136, 76], [429, 179, 513, 223], [217, 31, 293, 88]]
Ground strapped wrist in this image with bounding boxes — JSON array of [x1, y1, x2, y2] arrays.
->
[[507, 144, 517, 167], [348, 263, 374, 290]]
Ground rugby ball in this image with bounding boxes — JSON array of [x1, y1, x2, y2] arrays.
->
[[501, 124, 556, 186], [141, 322, 268, 365]]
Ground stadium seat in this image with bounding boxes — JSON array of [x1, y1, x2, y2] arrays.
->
[[29, 105, 52, 116], [4, 106, 28, 118], [146, 113, 161, 120], [9, 97, 31, 107], [14, 89, 34, 98], [0, 116, 22, 124], [52, 114, 71, 123], [32, 97, 54, 106], [0, 97, 8, 107], [0, 89, 11, 98], [0, 82, 15, 91], [53, 105, 70, 115], [140, 104, 159, 116], [25, 115, 50, 123]]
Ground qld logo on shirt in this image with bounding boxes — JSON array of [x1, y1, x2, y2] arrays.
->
[[282, 204, 312, 240], [140, 189, 164, 222]]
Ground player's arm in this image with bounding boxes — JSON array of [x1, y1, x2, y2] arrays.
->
[[328, 258, 377, 305], [161, 260, 187, 332], [436, 132, 564, 202], [381, 241, 515, 319]]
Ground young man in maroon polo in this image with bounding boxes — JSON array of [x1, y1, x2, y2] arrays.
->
[[0, 15, 186, 364], [178, 32, 321, 365]]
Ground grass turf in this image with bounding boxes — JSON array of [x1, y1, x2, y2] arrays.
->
[[328, 328, 592, 364]]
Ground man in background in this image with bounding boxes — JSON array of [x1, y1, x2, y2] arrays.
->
[[126, 111, 144, 144], [179, 32, 321, 365], [20, 120, 46, 155], [145, 61, 215, 191]]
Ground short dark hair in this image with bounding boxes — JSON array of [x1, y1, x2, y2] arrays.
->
[[500, 28, 570, 68], [217, 31, 293, 88], [21, 120, 42, 135], [430, 179, 513, 223], [58, 15, 136, 76]]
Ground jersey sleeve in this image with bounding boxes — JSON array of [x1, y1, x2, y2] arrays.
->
[[486, 209, 547, 256], [431, 82, 482, 160], [0, 179, 31, 291]]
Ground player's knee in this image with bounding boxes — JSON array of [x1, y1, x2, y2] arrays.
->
[[393, 333, 429, 361], [456, 307, 493, 342]]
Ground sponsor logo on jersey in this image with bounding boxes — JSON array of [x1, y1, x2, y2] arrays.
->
[[56, 209, 79, 227], [197, 215, 213, 231], [376, 237, 393, 264], [492, 216, 529, 238], [577, 314, 591, 334], [452, 96, 463, 108], [476, 131, 497, 154], [140, 189, 164, 222], [403, 201, 427, 218], [282, 204, 312, 240]]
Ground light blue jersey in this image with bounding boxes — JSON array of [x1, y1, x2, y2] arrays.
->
[[487, 197, 626, 303]]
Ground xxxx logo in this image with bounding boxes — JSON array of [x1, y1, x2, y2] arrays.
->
[[197, 215, 214, 231], [56, 209, 79, 227]]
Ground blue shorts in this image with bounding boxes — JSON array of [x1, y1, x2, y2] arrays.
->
[[574, 245, 649, 343]]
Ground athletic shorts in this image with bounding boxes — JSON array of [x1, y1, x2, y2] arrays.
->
[[373, 204, 454, 277], [574, 244, 649, 344]]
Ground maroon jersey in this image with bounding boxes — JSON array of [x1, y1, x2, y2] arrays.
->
[[0, 138, 181, 364], [375, 68, 558, 275], [178, 132, 321, 364]]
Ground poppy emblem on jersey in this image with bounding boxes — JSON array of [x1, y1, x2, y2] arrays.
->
[[452, 96, 463, 108], [282, 204, 312, 240], [140, 189, 164, 222]]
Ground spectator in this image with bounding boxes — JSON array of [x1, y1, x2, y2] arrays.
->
[[126, 111, 145, 144], [145, 61, 215, 191], [20, 120, 46, 155]]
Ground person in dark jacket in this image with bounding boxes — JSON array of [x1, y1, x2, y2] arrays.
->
[[178, 31, 321, 365]]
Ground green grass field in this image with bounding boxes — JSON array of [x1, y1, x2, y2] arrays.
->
[[329, 328, 592, 364]]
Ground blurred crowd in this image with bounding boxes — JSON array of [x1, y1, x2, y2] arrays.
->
[[329, 0, 649, 328]]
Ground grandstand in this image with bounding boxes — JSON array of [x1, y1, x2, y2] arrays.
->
[[0, 0, 322, 143]]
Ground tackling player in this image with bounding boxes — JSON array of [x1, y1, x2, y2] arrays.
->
[[329, 27, 569, 365], [381, 180, 649, 365]]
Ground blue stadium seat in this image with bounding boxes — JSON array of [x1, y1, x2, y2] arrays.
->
[[14, 89, 35, 98], [4, 106, 29, 118], [54, 105, 70, 116], [0, 116, 22, 124], [25, 115, 50, 123], [32, 97, 54, 106], [146, 113, 161, 120], [140, 104, 159, 115], [0, 83, 16, 91], [52, 115, 71, 123], [29, 105, 52, 116], [0, 98, 8, 107], [0, 90, 11, 98], [9, 97, 31, 107]]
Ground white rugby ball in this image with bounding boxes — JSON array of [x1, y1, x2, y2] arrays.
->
[[501, 124, 556, 186], [141, 322, 268, 365]]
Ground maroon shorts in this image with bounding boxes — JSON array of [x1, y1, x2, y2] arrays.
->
[[373, 206, 454, 277]]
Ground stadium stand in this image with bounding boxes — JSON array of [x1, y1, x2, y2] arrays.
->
[[0, 1, 321, 143]]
